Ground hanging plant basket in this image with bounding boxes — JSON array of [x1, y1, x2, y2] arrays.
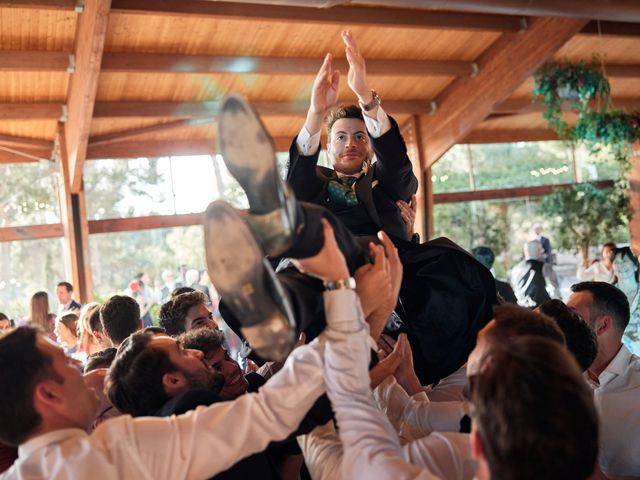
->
[[572, 110, 640, 164], [533, 61, 610, 137]]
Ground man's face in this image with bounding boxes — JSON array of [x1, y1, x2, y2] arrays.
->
[[184, 303, 217, 331], [328, 118, 372, 175], [205, 346, 249, 399], [150, 336, 223, 394], [56, 286, 71, 305], [567, 291, 594, 326], [0, 319, 12, 335], [37, 336, 99, 431], [467, 320, 496, 376]]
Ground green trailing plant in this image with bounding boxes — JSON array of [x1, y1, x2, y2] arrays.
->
[[573, 109, 640, 166], [533, 61, 610, 137], [540, 181, 631, 260]]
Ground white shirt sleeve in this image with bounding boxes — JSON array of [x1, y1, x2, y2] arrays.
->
[[402, 432, 475, 480], [91, 338, 327, 480], [297, 421, 344, 480], [294, 106, 392, 155], [323, 294, 442, 479], [373, 376, 468, 442]]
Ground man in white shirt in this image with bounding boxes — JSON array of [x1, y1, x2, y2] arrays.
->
[[568, 281, 640, 478], [0, 216, 363, 480], [323, 311, 599, 479]]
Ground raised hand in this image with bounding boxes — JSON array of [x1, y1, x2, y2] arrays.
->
[[342, 29, 371, 105], [397, 194, 417, 237], [310, 53, 340, 116], [354, 243, 392, 319]]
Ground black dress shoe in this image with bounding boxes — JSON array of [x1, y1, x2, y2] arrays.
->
[[203, 200, 295, 360], [217, 93, 297, 257]]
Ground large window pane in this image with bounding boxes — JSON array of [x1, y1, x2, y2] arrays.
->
[[89, 225, 206, 303], [0, 162, 60, 226], [469, 141, 574, 190], [0, 238, 66, 320]]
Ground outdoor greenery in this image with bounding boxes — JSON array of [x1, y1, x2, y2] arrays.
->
[[540, 182, 631, 260], [573, 110, 640, 165]]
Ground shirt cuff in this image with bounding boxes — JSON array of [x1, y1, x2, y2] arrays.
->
[[363, 105, 392, 139], [296, 126, 322, 156], [323, 289, 366, 334]]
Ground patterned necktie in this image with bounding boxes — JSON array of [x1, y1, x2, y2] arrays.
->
[[328, 175, 359, 208]]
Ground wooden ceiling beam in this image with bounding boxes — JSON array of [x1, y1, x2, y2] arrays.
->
[[0, 103, 63, 119], [101, 52, 475, 76], [64, 0, 111, 194], [0, 147, 52, 163], [581, 20, 640, 37], [493, 97, 640, 115], [92, 99, 436, 118], [0, 51, 72, 71], [111, 0, 525, 31], [0, 0, 76, 9], [0, 133, 53, 149], [88, 118, 214, 146], [462, 129, 558, 144], [418, 17, 589, 169]]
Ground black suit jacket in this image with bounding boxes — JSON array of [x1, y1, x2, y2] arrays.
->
[[286, 115, 418, 241]]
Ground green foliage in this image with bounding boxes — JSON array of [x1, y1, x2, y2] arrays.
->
[[533, 60, 610, 137], [573, 110, 640, 165], [540, 182, 631, 259]]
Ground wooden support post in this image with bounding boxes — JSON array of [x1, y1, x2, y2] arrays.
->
[[401, 115, 428, 241], [56, 124, 93, 303], [628, 142, 640, 256]]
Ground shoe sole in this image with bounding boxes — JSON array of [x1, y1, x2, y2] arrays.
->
[[217, 93, 295, 256], [218, 94, 283, 215], [203, 200, 295, 360]]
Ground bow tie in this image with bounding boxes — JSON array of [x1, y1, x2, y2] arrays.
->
[[328, 176, 359, 207]]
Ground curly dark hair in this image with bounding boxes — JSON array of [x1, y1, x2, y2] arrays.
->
[[178, 327, 226, 357], [159, 291, 207, 336], [324, 104, 364, 135]]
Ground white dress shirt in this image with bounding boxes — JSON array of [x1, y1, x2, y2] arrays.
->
[[374, 376, 468, 441], [586, 344, 640, 479], [1, 291, 355, 480], [295, 106, 392, 156], [423, 366, 469, 402], [576, 261, 615, 283], [323, 292, 463, 479]]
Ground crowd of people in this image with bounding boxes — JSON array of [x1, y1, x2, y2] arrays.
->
[[1, 30, 639, 480]]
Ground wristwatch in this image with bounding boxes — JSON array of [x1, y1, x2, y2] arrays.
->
[[323, 277, 357, 291], [359, 90, 381, 112]]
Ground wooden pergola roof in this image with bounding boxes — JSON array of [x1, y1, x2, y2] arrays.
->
[[2, 0, 640, 300], [2, 1, 640, 178]]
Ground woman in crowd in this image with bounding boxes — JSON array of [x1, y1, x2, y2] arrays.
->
[[77, 302, 102, 359], [54, 311, 80, 358], [612, 246, 640, 354], [26, 291, 56, 340]]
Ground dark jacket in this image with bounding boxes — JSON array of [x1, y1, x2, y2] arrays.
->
[[286, 115, 418, 241]]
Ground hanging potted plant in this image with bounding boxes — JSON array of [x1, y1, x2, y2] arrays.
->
[[573, 109, 640, 165], [533, 60, 610, 137]]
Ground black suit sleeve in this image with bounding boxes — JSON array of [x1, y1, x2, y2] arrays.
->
[[371, 115, 418, 201], [286, 136, 325, 202]]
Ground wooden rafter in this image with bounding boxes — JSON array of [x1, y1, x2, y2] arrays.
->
[[110, 0, 525, 31], [418, 16, 590, 168], [462, 129, 558, 144], [64, 0, 111, 193], [0, 133, 53, 149], [0, 0, 75, 9]]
